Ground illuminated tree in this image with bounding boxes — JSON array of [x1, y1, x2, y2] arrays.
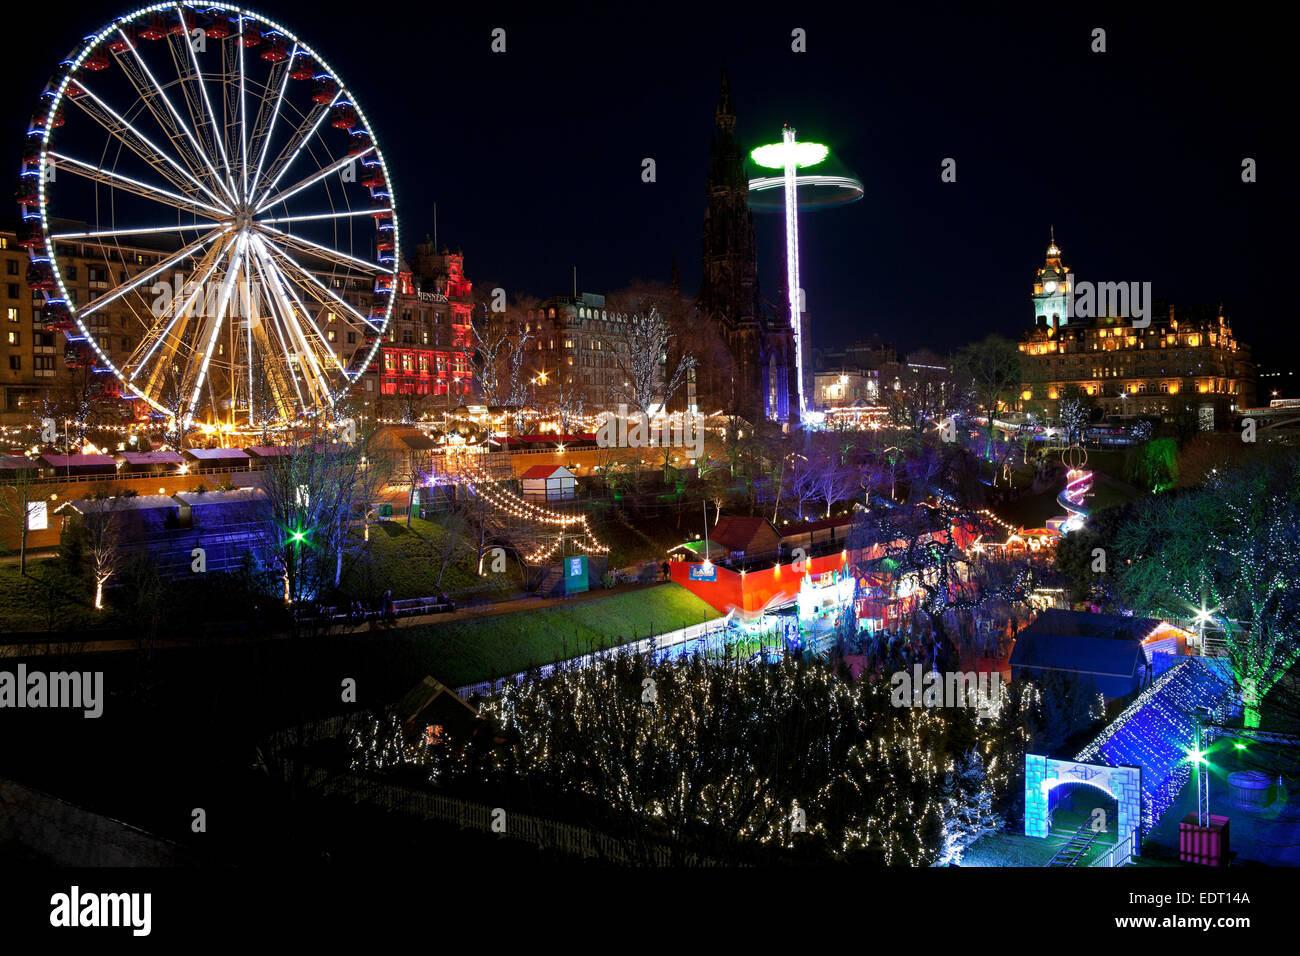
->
[[1058, 398, 1090, 445], [260, 427, 390, 611], [355, 653, 1012, 864], [1114, 455, 1300, 728], [77, 492, 127, 611], [600, 307, 697, 421]]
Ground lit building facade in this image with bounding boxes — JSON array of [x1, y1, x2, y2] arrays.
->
[[525, 293, 631, 411], [1018, 236, 1255, 425], [1, 226, 174, 426], [813, 369, 879, 407], [361, 242, 474, 413]]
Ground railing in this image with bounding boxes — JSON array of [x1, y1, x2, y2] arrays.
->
[[454, 615, 730, 699], [1090, 827, 1137, 867]]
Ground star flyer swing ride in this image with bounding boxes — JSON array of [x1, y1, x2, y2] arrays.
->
[[748, 126, 863, 423], [18, 3, 399, 434]]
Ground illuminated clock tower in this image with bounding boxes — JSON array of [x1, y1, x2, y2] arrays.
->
[[1032, 227, 1071, 328]]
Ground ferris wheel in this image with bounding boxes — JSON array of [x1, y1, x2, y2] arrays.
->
[[16, 3, 399, 429]]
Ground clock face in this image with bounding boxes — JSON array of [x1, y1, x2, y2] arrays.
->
[[1044, 280, 1058, 293]]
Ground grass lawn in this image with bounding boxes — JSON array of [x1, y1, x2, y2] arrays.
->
[[339, 516, 522, 600], [389, 583, 720, 686], [0, 559, 104, 635], [591, 509, 687, 568]]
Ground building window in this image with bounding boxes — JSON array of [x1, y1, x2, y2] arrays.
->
[[8, 355, 18, 370], [5, 260, 17, 275], [6, 307, 16, 322], [6, 331, 17, 346]]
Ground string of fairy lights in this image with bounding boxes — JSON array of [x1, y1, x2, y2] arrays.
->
[[346, 653, 1012, 865], [1075, 656, 1235, 833], [449, 453, 609, 562]]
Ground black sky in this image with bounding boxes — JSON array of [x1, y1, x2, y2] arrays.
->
[[5, 1, 1290, 359]]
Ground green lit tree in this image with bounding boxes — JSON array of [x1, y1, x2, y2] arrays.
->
[[1113, 455, 1300, 727]]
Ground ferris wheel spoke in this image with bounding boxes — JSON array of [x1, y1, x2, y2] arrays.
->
[[257, 223, 385, 274], [247, 43, 297, 202], [76, 228, 226, 320], [127, 239, 230, 399], [164, 33, 232, 202], [65, 78, 230, 210], [112, 27, 236, 206], [260, 238, 380, 329], [50, 222, 224, 241], [48, 151, 228, 220], [254, 147, 370, 214], [252, 90, 341, 208], [237, 22, 250, 198], [183, 232, 248, 420], [171, 10, 239, 201], [251, 238, 345, 377], [248, 247, 314, 412], [258, 207, 391, 227], [236, 246, 296, 420]]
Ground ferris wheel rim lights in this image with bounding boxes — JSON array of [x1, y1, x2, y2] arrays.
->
[[23, 2, 400, 427]]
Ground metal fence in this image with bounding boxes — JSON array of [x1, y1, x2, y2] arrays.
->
[[454, 615, 730, 699], [1090, 827, 1137, 867]]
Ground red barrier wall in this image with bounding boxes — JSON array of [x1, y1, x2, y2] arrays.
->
[[671, 552, 850, 615]]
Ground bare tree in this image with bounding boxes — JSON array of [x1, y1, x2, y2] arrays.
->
[[78, 492, 127, 611], [432, 508, 473, 589], [504, 330, 535, 433], [550, 374, 586, 436], [811, 454, 861, 518], [471, 304, 512, 407], [260, 428, 384, 614], [952, 334, 1022, 454], [0, 460, 44, 575], [788, 454, 820, 520], [601, 307, 697, 420], [472, 296, 537, 429], [883, 363, 969, 441]]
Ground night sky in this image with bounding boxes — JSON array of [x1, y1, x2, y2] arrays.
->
[[5, 1, 1288, 360]]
